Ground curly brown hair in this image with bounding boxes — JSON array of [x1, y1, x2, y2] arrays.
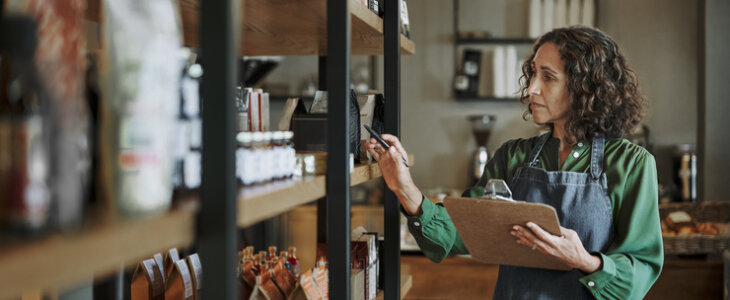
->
[[519, 26, 646, 142]]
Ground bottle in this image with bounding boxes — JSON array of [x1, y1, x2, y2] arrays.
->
[[279, 251, 292, 272], [271, 131, 285, 180], [251, 132, 265, 184], [267, 246, 278, 262], [284, 131, 296, 179], [236, 132, 254, 186], [287, 247, 300, 275], [261, 131, 273, 183], [0, 16, 50, 236]]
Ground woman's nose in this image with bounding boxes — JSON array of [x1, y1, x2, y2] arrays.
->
[[527, 76, 540, 95]]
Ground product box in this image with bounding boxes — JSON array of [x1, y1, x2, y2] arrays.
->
[[131, 258, 165, 300], [165, 260, 194, 300], [351, 227, 377, 300]]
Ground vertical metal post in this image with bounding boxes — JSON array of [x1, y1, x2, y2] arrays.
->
[[317, 56, 327, 245], [384, 0, 402, 298], [326, 0, 351, 299], [199, 0, 239, 298]]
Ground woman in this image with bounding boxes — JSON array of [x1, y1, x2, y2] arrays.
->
[[367, 26, 662, 299]]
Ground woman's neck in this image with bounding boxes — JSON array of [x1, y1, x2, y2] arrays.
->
[[552, 122, 574, 167]]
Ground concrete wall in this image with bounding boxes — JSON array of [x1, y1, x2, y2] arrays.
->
[[399, 0, 700, 191]]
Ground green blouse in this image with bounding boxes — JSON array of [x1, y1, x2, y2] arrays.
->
[[403, 136, 663, 299]]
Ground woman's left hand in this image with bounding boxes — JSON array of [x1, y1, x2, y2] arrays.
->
[[510, 222, 603, 273]]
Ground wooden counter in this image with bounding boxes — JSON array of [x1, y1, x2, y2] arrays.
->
[[402, 254, 725, 300]]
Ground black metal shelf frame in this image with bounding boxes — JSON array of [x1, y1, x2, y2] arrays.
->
[[199, 0, 404, 299]]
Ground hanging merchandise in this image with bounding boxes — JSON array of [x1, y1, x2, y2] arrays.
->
[[100, 0, 183, 217]]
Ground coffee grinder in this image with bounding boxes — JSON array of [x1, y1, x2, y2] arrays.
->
[[469, 115, 496, 184]]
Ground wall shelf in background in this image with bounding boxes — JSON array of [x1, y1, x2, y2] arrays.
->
[[0, 207, 196, 299]]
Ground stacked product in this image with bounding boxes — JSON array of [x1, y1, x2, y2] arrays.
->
[[131, 248, 202, 300], [237, 246, 300, 300], [236, 131, 296, 186]]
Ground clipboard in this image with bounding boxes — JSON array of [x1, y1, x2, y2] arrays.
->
[[443, 195, 572, 270]]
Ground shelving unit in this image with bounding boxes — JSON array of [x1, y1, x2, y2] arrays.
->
[[0, 207, 196, 299], [2, 0, 413, 298], [238, 156, 413, 227], [85, 0, 415, 56], [452, 0, 534, 101]]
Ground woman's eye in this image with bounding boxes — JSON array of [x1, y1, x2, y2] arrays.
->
[[543, 75, 553, 81]]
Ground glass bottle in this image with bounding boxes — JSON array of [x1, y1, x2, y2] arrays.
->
[[287, 246, 300, 275], [0, 15, 50, 236]]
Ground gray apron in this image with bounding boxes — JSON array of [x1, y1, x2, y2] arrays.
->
[[493, 132, 615, 300]]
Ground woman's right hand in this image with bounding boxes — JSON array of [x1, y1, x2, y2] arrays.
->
[[365, 134, 423, 216]]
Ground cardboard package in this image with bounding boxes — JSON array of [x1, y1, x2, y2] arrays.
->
[[131, 258, 165, 300], [165, 260, 194, 300], [185, 254, 202, 300], [351, 227, 377, 300], [164, 248, 181, 279]]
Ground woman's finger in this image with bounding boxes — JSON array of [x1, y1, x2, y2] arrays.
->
[[379, 134, 409, 162], [367, 147, 380, 161], [526, 222, 559, 248]]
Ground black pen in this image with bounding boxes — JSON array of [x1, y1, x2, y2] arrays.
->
[[363, 125, 410, 167]]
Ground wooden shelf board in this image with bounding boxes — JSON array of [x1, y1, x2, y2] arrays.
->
[[238, 155, 412, 227], [375, 273, 413, 300], [86, 0, 415, 56], [0, 208, 196, 299]]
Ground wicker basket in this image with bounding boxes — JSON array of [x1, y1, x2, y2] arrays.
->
[[659, 202, 730, 255]]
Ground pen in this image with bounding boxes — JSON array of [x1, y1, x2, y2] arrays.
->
[[363, 125, 410, 168]]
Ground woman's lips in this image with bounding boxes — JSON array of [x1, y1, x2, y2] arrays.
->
[[531, 102, 545, 108]]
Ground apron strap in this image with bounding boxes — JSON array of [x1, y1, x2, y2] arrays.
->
[[526, 131, 552, 167], [590, 134, 606, 180]]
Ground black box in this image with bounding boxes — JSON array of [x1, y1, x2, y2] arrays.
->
[[291, 113, 328, 152]]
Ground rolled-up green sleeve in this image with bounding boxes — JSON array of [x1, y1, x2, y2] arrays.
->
[[579, 151, 663, 299], [401, 142, 515, 263], [401, 196, 469, 262]]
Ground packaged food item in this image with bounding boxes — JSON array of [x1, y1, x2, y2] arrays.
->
[[164, 248, 181, 279], [165, 260, 194, 300], [100, 0, 183, 218], [154, 253, 167, 284], [131, 258, 165, 300], [665, 211, 695, 231], [185, 254, 202, 300], [0, 15, 50, 236], [4, 0, 92, 231]]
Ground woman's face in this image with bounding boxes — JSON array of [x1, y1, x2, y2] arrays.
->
[[527, 42, 570, 127]]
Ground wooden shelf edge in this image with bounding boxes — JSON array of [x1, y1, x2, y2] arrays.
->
[[84, 0, 415, 56], [238, 155, 413, 227], [375, 274, 413, 300], [0, 209, 196, 299]]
